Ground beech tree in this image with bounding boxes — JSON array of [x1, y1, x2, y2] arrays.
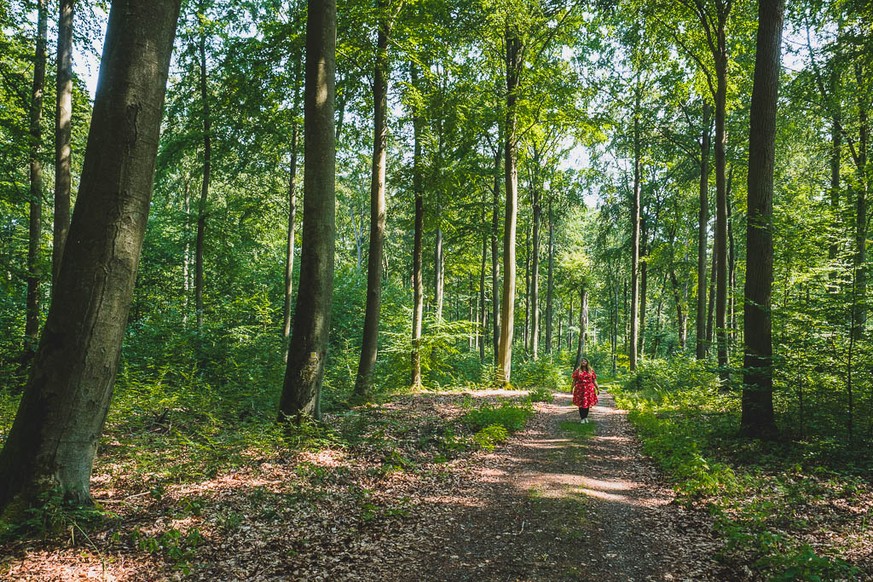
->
[[278, 0, 336, 421], [0, 0, 182, 509], [741, 0, 784, 439]]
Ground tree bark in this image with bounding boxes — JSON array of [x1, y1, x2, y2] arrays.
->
[[741, 0, 784, 439], [575, 287, 588, 367], [639, 215, 648, 358], [497, 28, 521, 385], [629, 88, 642, 371], [852, 61, 868, 340], [434, 195, 444, 321], [354, 2, 390, 401], [696, 101, 711, 359], [24, 0, 48, 361], [670, 269, 687, 350], [278, 0, 336, 422], [714, 21, 730, 382], [545, 197, 555, 354], [283, 48, 303, 343], [0, 0, 181, 510], [194, 2, 211, 329], [282, 123, 299, 341], [524, 217, 530, 352], [411, 63, 424, 389], [530, 169, 541, 359], [52, 0, 74, 286], [491, 144, 501, 364], [479, 201, 487, 363]]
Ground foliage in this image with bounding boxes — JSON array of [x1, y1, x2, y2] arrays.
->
[[527, 386, 554, 403], [511, 355, 567, 391], [472, 424, 510, 451], [615, 359, 871, 578], [461, 399, 534, 433]]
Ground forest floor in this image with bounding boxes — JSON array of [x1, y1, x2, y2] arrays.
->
[[2, 389, 737, 580]]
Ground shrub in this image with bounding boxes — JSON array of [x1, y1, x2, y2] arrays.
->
[[472, 424, 510, 450], [462, 400, 533, 433], [528, 387, 554, 403]]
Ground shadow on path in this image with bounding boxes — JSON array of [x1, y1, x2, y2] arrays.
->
[[400, 391, 725, 581]]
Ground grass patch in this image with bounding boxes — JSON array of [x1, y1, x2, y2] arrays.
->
[[559, 420, 596, 439]]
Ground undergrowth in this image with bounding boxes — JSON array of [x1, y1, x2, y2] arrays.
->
[[615, 357, 869, 580]]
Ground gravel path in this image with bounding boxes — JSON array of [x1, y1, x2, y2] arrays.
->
[[399, 390, 727, 581]]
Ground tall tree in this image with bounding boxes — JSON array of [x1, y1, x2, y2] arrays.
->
[[497, 26, 521, 385], [354, 0, 392, 401], [629, 84, 642, 370], [194, 0, 212, 329], [0, 0, 181, 510], [52, 0, 74, 285], [491, 141, 502, 363], [410, 62, 424, 388], [696, 101, 711, 359], [278, 0, 336, 421], [741, 0, 784, 439], [24, 0, 47, 361]]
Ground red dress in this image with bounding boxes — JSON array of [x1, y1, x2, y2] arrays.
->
[[572, 369, 598, 408]]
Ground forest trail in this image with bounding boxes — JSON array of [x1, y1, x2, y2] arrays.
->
[[394, 390, 726, 581], [2, 390, 730, 581]]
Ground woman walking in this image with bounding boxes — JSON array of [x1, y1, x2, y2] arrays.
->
[[572, 359, 599, 423]]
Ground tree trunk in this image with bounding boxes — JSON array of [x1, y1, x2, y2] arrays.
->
[[575, 287, 588, 367], [524, 218, 530, 352], [741, 0, 784, 439], [24, 0, 48, 361], [282, 123, 299, 341], [706, 234, 717, 347], [52, 0, 74, 285], [0, 0, 181, 511], [545, 197, 554, 354], [182, 177, 191, 325], [278, 0, 336, 422], [194, 4, 211, 329], [354, 4, 390, 401], [435, 196, 444, 321], [828, 63, 841, 265], [670, 269, 687, 350], [728, 175, 737, 335], [497, 28, 521, 385], [283, 52, 303, 342], [852, 61, 868, 340], [479, 201, 487, 363], [491, 144, 501, 364], [411, 63, 424, 389], [629, 89, 641, 371], [639, 215, 648, 358], [530, 171, 541, 359], [714, 26, 729, 382], [696, 101, 711, 359]]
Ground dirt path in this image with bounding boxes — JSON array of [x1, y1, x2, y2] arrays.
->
[[1, 390, 729, 581], [393, 391, 727, 581]]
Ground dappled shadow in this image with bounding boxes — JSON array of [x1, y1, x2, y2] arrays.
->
[[404, 391, 726, 582], [0, 390, 725, 582]]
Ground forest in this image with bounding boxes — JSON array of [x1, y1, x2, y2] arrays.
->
[[0, 0, 871, 579]]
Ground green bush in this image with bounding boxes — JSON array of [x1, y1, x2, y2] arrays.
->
[[472, 424, 510, 450], [512, 356, 567, 391], [622, 356, 719, 394], [462, 400, 533, 433], [528, 387, 554, 403]]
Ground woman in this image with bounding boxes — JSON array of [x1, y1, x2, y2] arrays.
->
[[572, 358, 599, 423]]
